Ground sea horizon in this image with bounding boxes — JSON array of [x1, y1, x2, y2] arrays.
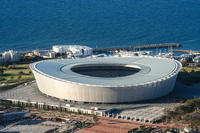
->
[[0, 0, 200, 52]]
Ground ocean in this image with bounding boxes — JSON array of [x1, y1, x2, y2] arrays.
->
[[0, 0, 200, 52]]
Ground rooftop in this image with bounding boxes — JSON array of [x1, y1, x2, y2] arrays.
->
[[31, 56, 181, 87]]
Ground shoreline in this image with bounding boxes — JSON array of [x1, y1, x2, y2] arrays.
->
[[1, 43, 200, 55], [0, 43, 180, 53]]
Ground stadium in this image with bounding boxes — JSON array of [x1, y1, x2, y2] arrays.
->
[[30, 56, 182, 103]]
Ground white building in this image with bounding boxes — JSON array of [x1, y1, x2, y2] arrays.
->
[[33, 50, 49, 57], [2, 50, 21, 62], [9, 50, 21, 62], [2, 51, 10, 61], [193, 56, 200, 63], [52, 45, 93, 57], [33, 50, 56, 59], [33, 50, 40, 56], [48, 51, 56, 58]]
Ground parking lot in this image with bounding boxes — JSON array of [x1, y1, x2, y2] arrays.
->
[[1, 120, 62, 133], [110, 106, 165, 123]]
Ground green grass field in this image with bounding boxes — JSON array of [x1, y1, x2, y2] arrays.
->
[[0, 63, 34, 85], [177, 66, 200, 85]]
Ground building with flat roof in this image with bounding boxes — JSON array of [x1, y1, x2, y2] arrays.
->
[[30, 56, 182, 103], [1, 50, 21, 62], [52, 45, 92, 57]]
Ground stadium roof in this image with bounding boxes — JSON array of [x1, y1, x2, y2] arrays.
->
[[32, 56, 181, 87]]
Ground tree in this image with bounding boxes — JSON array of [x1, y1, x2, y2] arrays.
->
[[18, 75, 22, 80], [19, 71, 24, 75], [93, 115, 98, 122], [43, 104, 47, 110], [10, 76, 14, 80], [4, 63, 9, 68], [0, 69, 4, 75], [128, 128, 139, 133], [140, 125, 146, 132], [29, 71, 32, 74], [35, 102, 39, 108], [3, 100, 11, 109], [59, 103, 62, 111], [27, 99, 32, 107], [12, 63, 16, 69], [181, 60, 187, 67], [17, 101, 21, 107]]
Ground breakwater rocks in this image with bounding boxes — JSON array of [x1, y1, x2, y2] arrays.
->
[[171, 49, 200, 53]]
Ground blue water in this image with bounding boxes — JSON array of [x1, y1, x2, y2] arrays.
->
[[0, 0, 200, 52]]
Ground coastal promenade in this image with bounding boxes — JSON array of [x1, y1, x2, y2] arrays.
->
[[93, 43, 181, 52]]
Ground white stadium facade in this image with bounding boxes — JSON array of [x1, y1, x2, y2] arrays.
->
[[30, 56, 182, 103]]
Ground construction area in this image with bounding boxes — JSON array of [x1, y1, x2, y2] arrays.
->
[[78, 117, 183, 133]]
